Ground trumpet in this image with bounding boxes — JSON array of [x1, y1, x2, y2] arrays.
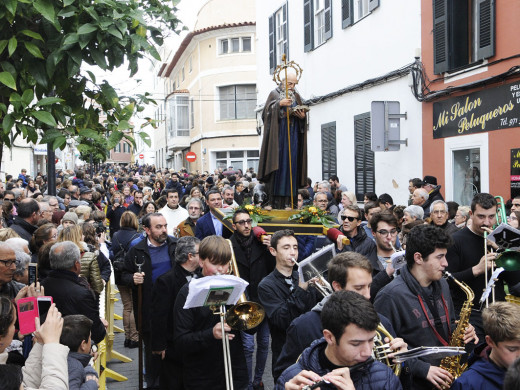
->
[[291, 257, 333, 297]]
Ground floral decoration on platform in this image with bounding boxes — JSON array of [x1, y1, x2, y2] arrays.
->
[[288, 206, 336, 228]]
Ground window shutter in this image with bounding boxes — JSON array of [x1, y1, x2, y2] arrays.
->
[[321, 122, 337, 180], [342, 0, 353, 28], [369, 0, 379, 12], [269, 15, 276, 74], [304, 0, 313, 52], [354, 113, 375, 202], [476, 0, 495, 61], [433, 0, 449, 74], [324, 0, 333, 41], [283, 2, 289, 60]]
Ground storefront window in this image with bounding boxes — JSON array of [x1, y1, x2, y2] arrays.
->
[[453, 148, 480, 206]]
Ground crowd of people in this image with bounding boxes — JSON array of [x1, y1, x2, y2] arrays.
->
[[0, 164, 519, 390]]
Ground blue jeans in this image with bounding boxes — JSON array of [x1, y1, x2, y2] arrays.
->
[[242, 320, 270, 387]]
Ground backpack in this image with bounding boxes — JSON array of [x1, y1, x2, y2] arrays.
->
[[112, 233, 139, 284]]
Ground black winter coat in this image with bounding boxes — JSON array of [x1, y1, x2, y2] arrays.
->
[[11, 217, 37, 242], [173, 283, 248, 390], [230, 233, 275, 302], [121, 236, 177, 333], [42, 270, 106, 343]]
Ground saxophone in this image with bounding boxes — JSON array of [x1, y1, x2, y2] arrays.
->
[[439, 271, 474, 387]]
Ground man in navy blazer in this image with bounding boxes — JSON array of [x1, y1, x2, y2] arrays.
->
[[195, 189, 232, 240]]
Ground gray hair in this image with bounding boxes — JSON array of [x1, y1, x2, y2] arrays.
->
[[458, 205, 470, 219], [42, 195, 57, 203], [341, 191, 357, 205], [404, 205, 424, 220], [187, 197, 203, 209], [14, 251, 31, 277], [50, 241, 80, 270], [416, 188, 429, 200], [314, 191, 328, 201], [38, 202, 50, 213], [430, 200, 448, 213], [12, 189, 23, 200], [318, 181, 330, 191], [5, 238, 29, 254], [221, 185, 234, 194], [174, 236, 200, 264]]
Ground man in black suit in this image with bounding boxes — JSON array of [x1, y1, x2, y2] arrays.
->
[[195, 189, 232, 240]]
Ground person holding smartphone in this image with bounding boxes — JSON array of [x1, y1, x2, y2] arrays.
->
[[0, 297, 69, 389]]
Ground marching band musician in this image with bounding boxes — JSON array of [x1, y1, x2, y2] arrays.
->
[[172, 235, 248, 390], [446, 193, 520, 342], [374, 224, 478, 389], [451, 301, 520, 390], [257, 229, 320, 380], [274, 252, 409, 387], [277, 290, 402, 390]]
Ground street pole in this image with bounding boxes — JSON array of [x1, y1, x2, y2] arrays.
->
[[46, 144, 56, 195]]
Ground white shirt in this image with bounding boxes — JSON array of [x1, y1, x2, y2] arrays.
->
[[159, 205, 189, 235]]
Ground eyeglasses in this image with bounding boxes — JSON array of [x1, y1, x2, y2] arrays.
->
[[0, 259, 17, 267], [376, 229, 398, 236], [340, 215, 357, 222], [4, 198, 14, 201], [432, 210, 447, 215], [234, 219, 253, 226]]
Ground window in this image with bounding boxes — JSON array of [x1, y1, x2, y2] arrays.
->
[[354, 113, 375, 201], [190, 98, 194, 129], [321, 122, 337, 180], [218, 37, 252, 55], [215, 150, 260, 172], [167, 94, 190, 137], [218, 85, 256, 120], [269, 3, 288, 74], [342, 0, 379, 28], [304, 0, 332, 52], [433, 0, 495, 74]]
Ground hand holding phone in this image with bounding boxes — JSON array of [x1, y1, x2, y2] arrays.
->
[[34, 304, 63, 345]]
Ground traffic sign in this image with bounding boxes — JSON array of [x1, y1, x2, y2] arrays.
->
[[186, 151, 197, 162], [139, 154, 144, 159]]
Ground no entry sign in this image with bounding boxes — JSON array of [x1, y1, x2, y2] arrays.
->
[[139, 154, 144, 159], [186, 151, 197, 162]]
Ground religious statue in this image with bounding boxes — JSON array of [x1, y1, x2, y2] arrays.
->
[[258, 57, 309, 209]]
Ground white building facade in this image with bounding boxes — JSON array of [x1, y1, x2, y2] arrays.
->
[[256, 0, 423, 205]]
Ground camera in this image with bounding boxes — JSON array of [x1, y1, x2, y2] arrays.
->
[[95, 222, 106, 235]]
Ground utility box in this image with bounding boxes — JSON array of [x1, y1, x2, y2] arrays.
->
[[371, 101, 407, 152]]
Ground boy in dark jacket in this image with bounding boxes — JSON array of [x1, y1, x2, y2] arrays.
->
[[277, 290, 402, 389], [60, 314, 99, 390], [451, 301, 520, 390]]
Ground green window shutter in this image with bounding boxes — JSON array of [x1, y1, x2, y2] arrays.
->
[[321, 122, 337, 180], [369, 0, 380, 12], [342, 0, 353, 28], [324, 0, 333, 41], [475, 0, 495, 61], [433, 0, 449, 74], [354, 113, 375, 201], [304, 0, 314, 52], [269, 15, 276, 74]]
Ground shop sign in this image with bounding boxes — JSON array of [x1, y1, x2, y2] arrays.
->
[[433, 81, 520, 139], [511, 148, 520, 199]]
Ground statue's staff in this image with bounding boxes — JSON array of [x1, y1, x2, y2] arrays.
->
[[273, 54, 303, 209]]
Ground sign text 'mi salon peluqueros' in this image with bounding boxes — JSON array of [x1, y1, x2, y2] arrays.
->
[[433, 81, 520, 139]]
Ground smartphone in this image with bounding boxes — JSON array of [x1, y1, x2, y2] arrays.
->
[[17, 297, 37, 334], [37, 296, 53, 324], [28, 263, 38, 285]]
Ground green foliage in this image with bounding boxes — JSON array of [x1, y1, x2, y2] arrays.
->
[[0, 0, 181, 162]]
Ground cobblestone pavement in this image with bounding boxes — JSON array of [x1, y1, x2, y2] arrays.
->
[[106, 294, 275, 389]]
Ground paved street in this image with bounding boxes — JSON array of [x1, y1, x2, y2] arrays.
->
[[106, 294, 275, 389]]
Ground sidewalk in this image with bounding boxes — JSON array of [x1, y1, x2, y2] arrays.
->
[[106, 293, 275, 389]]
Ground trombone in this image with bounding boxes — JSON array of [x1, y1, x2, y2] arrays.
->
[[216, 240, 266, 390]]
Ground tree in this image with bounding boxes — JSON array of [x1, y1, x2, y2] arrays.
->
[[0, 0, 181, 169]]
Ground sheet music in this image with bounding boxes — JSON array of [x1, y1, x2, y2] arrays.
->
[[479, 267, 505, 304], [184, 275, 248, 309], [486, 223, 520, 250]]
